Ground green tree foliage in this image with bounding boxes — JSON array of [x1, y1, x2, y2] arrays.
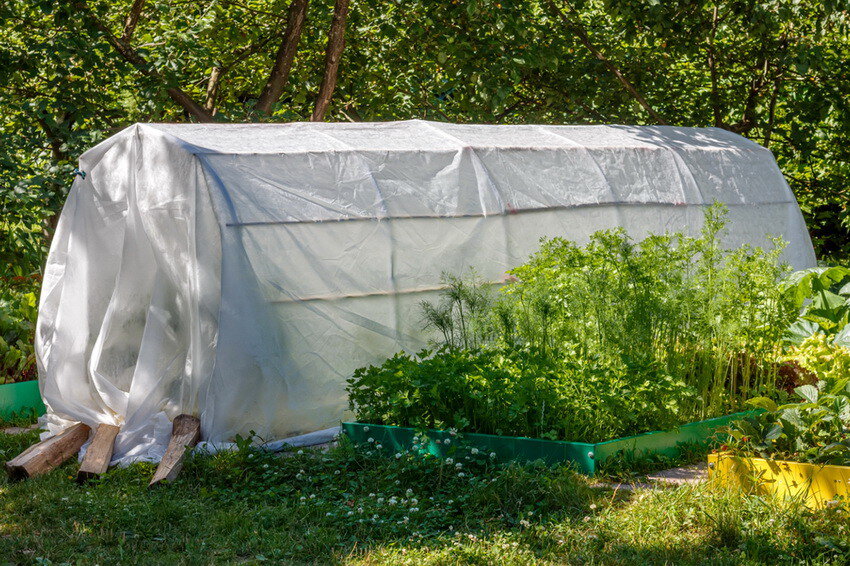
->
[[2, 0, 849, 277]]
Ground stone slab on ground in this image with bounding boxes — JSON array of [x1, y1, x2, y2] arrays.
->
[[592, 463, 708, 492], [645, 463, 707, 485]]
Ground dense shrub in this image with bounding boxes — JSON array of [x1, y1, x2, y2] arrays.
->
[[0, 276, 38, 384]]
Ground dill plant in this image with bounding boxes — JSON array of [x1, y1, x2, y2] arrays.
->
[[499, 204, 795, 419]]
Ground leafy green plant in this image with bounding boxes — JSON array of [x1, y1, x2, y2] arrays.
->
[[782, 266, 850, 346], [725, 369, 850, 466], [348, 346, 697, 443], [0, 282, 38, 384]]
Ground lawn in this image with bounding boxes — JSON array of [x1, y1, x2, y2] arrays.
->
[[1, 426, 848, 565]]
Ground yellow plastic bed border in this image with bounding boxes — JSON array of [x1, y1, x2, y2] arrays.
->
[[708, 452, 850, 509]]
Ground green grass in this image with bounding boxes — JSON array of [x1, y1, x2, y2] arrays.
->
[[1, 430, 848, 565]]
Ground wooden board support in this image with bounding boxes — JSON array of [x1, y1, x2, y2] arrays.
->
[[77, 423, 121, 483], [149, 414, 201, 487], [5, 422, 91, 481]]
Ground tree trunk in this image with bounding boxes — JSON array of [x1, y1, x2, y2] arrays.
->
[[256, 0, 309, 115], [311, 0, 350, 122]]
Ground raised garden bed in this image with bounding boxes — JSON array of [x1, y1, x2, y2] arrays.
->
[[343, 410, 757, 475], [0, 380, 45, 421], [708, 452, 850, 509]]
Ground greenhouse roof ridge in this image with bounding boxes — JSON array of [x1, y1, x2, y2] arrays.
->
[[85, 120, 768, 159]]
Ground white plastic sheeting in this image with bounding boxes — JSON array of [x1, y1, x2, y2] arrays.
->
[[35, 120, 816, 464]]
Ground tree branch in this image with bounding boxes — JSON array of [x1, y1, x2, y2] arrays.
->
[[544, 0, 667, 125], [705, 4, 724, 127], [72, 0, 214, 122], [204, 66, 223, 112], [256, 0, 309, 114], [763, 76, 782, 149], [121, 0, 146, 42], [311, 0, 350, 122]]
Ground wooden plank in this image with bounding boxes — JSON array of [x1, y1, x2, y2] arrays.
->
[[149, 414, 200, 487], [77, 423, 121, 483], [5, 422, 91, 481]]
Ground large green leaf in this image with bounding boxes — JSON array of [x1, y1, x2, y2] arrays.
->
[[795, 384, 820, 404], [784, 319, 821, 344], [832, 324, 850, 347], [746, 396, 778, 413]]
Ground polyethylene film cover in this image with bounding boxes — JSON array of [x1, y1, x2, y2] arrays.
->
[[34, 120, 816, 464]]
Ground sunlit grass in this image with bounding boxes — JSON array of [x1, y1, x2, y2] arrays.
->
[[0, 430, 848, 565]]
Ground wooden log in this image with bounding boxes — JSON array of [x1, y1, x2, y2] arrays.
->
[[149, 414, 201, 487], [5, 422, 91, 481], [77, 423, 121, 484]]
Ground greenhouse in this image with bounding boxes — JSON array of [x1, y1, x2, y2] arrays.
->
[[35, 120, 815, 464]]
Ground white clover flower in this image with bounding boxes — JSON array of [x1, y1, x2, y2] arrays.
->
[[310, 494, 316, 499], [367, 437, 375, 443], [334, 470, 340, 475], [470, 448, 479, 455], [395, 452, 402, 459], [444, 438, 451, 445], [248, 453, 254, 459], [402, 516, 409, 523], [410, 507, 419, 512], [347, 511, 354, 516], [519, 519, 531, 528], [363, 426, 370, 432], [458, 472, 465, 477], [296, 474, 303, 480], [375, 444, 383, 449], [372, 514, 379, 520], [410, 498, 418, 505], [445, 457, 454, 465], [389, 497, 398, 505], [406, 489, 413, 496], [589, 503, 597, 510], [369, 493, 376, 497], [455, 463, 462, 469], [358, 507, 364, 513], [377, 498, 385, 504], [489, 452, 496, 459], [395, 480, 400, 485], [583, 516, 591, 523], [297, 450, 304, 455], [300, 496, 306, 501], [326, 512, 332, 517]]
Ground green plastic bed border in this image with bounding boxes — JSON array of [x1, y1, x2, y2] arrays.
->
[[342, 410, 759, 476], [0, 380, 45, 421]]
